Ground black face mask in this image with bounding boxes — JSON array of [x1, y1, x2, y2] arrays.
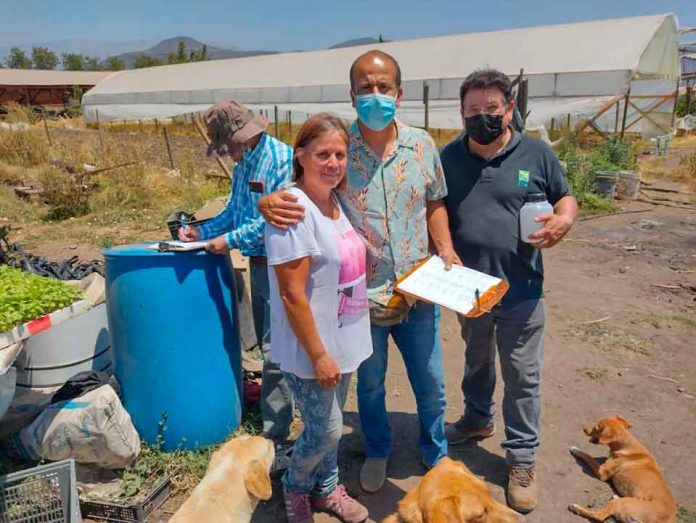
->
[[465, 113, 504, 145]]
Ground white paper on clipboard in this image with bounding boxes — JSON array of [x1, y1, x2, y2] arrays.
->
[[395, 256, 508, 316], [146, 241, 208, 251]]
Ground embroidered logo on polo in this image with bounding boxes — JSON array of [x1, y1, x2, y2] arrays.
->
[[518, 170, 530, 187]]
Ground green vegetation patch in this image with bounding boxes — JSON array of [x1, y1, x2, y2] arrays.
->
[[0, 266, 83, 332]]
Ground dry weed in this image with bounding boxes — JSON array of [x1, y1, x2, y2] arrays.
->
[[0, 129, 49, 167], [673, 150, 696, 190]]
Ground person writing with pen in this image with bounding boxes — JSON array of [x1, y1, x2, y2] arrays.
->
[[178, 100, 295, 460]]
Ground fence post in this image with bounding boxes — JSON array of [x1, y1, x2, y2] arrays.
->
[[423, 81, 429, 131], [42, 114, 53, 147], [620, 88, 631, 141], [95, 109, 105, 152], [274, 105, 279, 137], [163, 127, 175, 170]]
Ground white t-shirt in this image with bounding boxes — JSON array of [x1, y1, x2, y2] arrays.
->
[[265, 187, 372, 379]]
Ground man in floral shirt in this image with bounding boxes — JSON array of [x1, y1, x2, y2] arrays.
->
[[259, 50, 460, 493]]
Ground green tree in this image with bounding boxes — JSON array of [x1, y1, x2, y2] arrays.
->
[[103, 56, 125, 71], [62, 53, 102, 71], [168, 40, 189, 64], [62, 53, 86, 71], [5, 47, 32, 68], [190, 44, 208, 62], [31, 46, 58, 69], [378, 33, 385, 43], [133, 54, 162, 68], [85, 56, 102, 71]]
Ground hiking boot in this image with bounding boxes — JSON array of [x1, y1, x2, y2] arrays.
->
[[507, 466, 538, 514], [283, 488, 313, 523], [444, 419, 496, 445], [359, 457, 387, 492], [312, 484, 368, 523]]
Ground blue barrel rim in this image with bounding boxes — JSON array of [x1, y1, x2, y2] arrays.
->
[[103, 242, 214, 258]]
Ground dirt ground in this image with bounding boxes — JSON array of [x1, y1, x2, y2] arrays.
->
[[10, 129, 694, 521]]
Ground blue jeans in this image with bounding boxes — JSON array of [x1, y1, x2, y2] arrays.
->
[[282, 372, 351, 495], [357, 302, 447, 467], [251, 263, 294, 441], [457, 298, 545, 468]]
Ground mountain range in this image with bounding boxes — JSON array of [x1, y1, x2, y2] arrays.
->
[[0, 36, 385, 68]]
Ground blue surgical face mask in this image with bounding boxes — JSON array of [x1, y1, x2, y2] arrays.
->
[[355, 93, 397, 131]]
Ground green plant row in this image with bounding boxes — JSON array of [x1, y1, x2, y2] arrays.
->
[[0, 266, 83, 332]]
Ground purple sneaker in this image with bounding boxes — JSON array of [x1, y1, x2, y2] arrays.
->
[[283, 488, 313, 523], [311, 484, 368, 523]]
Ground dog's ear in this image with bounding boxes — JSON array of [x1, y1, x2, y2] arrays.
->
[[429, 495, 485, 523], [615, 415, 632, 429], [244, 460, 272, 500], [597, 422, 618, 445], [396, 486, 423, 523]]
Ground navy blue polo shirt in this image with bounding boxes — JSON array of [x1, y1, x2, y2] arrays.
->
[[440, 130, 570, 304]]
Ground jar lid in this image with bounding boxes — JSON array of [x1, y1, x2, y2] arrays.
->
[[525, 192, 547, 203]]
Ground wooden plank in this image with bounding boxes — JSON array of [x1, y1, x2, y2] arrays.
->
[[626, 100, 664, 131], [624, 92, 676, 132], [576, 95, 622, 135]]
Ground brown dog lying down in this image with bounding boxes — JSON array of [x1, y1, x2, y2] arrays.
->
[[568, 416, 677, 523], [169, 434, 275, 523], [382, 457, 526, 523]]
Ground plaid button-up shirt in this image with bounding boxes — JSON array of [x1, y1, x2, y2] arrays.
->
[[198, 133, 293, 256]]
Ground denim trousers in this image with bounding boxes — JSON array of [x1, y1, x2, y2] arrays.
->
[[282, 372, 351, 495], [357, 302, 447, 467], [250, 263, 294, 441], [456, 298, 545, 468]]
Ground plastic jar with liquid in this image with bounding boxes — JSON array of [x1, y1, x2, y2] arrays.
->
[[520, 193, 553, 243]]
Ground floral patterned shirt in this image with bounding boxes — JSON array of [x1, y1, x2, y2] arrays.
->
[[336, 120, 447, 306]]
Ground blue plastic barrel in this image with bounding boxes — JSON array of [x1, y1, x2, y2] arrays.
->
[[103, 244, 241, 450]]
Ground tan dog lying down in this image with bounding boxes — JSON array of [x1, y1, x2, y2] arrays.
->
[[382, 457, 526, 523], [169, 435, 275, 523], [568, 416, 677, 523]]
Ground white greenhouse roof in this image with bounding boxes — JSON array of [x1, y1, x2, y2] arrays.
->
[[82, 13, 680, 133]]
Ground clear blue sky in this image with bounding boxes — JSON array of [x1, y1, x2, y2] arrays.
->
[[1, 0, 694, 50]]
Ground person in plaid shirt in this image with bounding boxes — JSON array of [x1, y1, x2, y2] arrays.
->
[[179, 101, 294, 449]]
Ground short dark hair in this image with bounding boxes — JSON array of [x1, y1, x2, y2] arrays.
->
[[349, 50, 402, 91], [459, 69, 512, 105]]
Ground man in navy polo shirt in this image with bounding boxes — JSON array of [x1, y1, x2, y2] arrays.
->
[[440, 69, 577, 514]]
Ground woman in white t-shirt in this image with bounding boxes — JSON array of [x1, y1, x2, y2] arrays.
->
[[265, 113, 372, 523]]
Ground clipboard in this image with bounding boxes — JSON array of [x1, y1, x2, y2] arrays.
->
[[394, 256, 509, 317]]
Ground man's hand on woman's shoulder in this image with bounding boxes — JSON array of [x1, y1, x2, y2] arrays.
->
[[258, 190, 306, 229]]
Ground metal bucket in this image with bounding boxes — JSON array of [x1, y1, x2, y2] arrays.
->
[[594, 170, 618, 199], [616, 171, 641, 200]]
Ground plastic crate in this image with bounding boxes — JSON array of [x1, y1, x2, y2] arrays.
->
[[0, 459, 82, 523], [78, 469, 173, 523]]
